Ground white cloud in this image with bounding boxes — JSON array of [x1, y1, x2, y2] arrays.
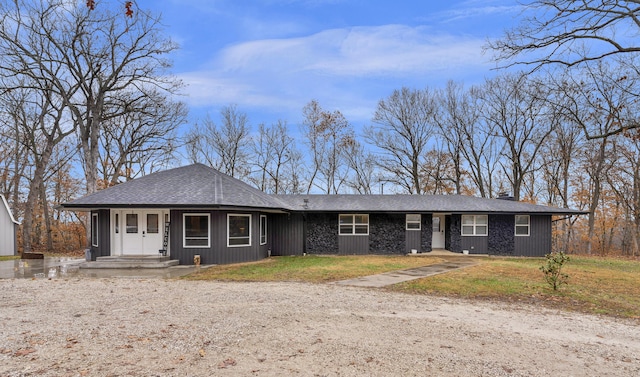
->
[[213, 25, 488, 77], [178, 24, 492, 123]]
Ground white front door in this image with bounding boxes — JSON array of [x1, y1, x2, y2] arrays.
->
[[432, 214, 445, 249], [119, 210, 164, 255]]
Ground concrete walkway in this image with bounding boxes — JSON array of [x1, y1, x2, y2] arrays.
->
[[334, 259, 478, 288]]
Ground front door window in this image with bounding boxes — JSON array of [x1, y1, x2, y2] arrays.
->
[[432, 216, 440, 233], [126, 214, 138, 233], [147, 213, 159, 234]]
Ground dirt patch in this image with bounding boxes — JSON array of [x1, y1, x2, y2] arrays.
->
[[0, 278, 638, 376]]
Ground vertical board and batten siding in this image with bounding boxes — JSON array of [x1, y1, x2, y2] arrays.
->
[[90, 209, 111, 260], [405, 229, 421, 254], [515, 215, 551, 257], [461, 236, 488, 254], [339, 235, 369, 255], [170, 210, 268, 265], [270, 213, 304, 256]]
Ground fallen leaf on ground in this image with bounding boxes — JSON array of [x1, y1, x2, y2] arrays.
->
[[13, 348, 36, 357], [218, 358, 237, 368]]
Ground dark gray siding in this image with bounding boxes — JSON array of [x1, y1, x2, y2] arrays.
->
[[488, 214, 515, 255], [446, 214, 462, 252], [90, 209, 111, 260], [370, 213, 405, 254], [339, 235, 369, 255], [515, 215, 551, 257], [461, 236, 488, 254], [170, 210, 266, 265], [270, 213, 304, 256], [306, 213, 339, 254], [406, 229, 421, 254], [421, 214, 433, 252]]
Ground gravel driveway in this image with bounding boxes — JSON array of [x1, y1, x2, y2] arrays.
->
[[1, 278, 638, 376]]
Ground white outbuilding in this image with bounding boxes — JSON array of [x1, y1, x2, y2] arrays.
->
[[0, 194, 20, 256]]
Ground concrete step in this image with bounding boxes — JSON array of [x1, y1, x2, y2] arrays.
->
[[80, 255, 180, 269], [96, 255, 173, 263]]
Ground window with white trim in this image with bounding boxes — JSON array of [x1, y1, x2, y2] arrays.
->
[[406, 214, 421, 230], [461, 215, 488, 236], [339, 214, 369, 235], [228, 214, 251, 247], [184, 214, 210, 248], [91, 213, 99, 247], [515, 215, 530, 236], [260, 215, 267, 245]]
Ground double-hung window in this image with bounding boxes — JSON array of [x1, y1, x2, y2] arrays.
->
[[461, 215, 488, 236], [339, 214, 369, 235], [406, 214, 421, 230], [515, 215, 530, 236], [228, 214, 251, 247], [184, 214, 210, 248]]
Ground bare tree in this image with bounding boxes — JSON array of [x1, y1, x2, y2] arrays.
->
[[365, 87, 436, 194], [99, 91, 187, 185], [489, 1, 640, 139], [301, 100, 353, 194], [0, 83, 73, 253], [434, 81, 502, 197], [186, 105, 252, 179], [0, 0, 182, 198], [0, 101, 29, 210], [250, 120, 299, 194], [420, 147, 458, 195], [489, 0, 640, 69], [607, 138, 640, 256], [480, 73, 556, 201], [558, 62, 640, 253], [343, 137, 376, 195]]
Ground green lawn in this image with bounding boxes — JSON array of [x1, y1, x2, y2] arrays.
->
[[391, 256, 640, 319], [184, 254, 640, 319], [185, 255, 444, 283], [0, 255, 19, 261]]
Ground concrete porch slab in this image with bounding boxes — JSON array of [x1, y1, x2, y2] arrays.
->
[[80, 255, 179, 269]]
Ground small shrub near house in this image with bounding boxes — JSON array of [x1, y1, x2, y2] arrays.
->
[[540, 251, 570, 290]]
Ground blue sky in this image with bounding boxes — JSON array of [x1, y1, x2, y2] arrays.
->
[[135, 0, 520, 129]]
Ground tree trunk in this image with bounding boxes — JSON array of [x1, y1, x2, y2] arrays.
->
[[22, 143, 54, 253], [40, 180, 54, 252]]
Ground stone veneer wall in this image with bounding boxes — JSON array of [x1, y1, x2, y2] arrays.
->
[[446, 214, 462, 252], [488, 214, 515, 255], [369, 213, 405, 254], [421, 214, 433, 252], [306, 213, 338, 254]]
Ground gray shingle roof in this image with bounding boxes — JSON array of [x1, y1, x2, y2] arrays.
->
[[274, 194, 585, 215], [62, 164, 290, 211], [62, 164, 584, 215]]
